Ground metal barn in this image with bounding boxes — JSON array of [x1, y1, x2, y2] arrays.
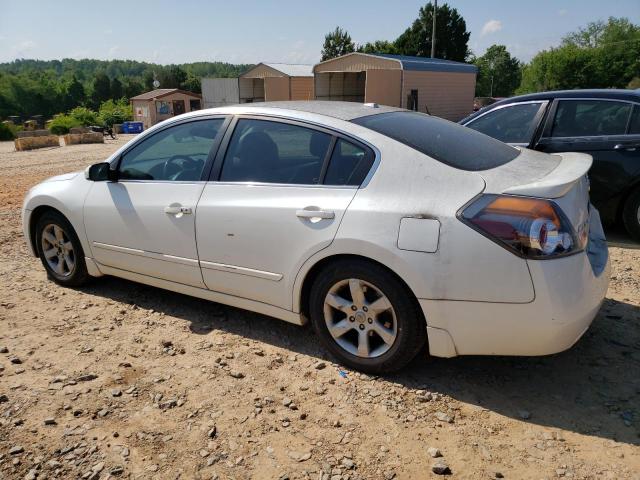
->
[[201, 63, 314, 107], [313, 53, 477, 121]]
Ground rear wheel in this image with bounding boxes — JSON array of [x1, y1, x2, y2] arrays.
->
[[622, 188, 640, 242], [309, 259, 426, 373], [36, 211, 89, 287]]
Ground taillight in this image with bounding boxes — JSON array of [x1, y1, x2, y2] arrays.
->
[[459, 194, 583, 259]]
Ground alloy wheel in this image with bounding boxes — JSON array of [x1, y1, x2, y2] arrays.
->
[[41, 224, 75, 277], [323, 278, 398, 358]]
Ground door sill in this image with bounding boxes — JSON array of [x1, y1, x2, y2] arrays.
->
[[95, 262, 304, 326]]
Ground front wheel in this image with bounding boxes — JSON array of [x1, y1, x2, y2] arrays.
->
[[309, 260, 427, 373], [622, 188, 640, 242], [36, 211, 89, 287]]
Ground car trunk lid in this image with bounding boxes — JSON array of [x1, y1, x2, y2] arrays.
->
[[480, 148, 593, 235]]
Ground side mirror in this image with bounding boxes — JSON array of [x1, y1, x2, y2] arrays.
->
[[85, 162, 117, 182]]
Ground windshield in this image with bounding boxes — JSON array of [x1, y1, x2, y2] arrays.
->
[[352, 111, 520, 171]]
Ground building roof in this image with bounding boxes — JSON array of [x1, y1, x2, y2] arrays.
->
[[370, 54, 477, 73], [228, 100, 404, 121], [241, 63, 314, 78], [264, 63, 314, 77], [130, 88, 202, 101]]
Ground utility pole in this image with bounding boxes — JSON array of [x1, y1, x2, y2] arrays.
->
[[430, 0, 437, 58]]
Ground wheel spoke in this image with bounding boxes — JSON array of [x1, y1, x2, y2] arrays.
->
[[328, 319, 353, 339], [349, 279, 366, 307], [43, 232, 57, 245], [368, 295, 392, 314], [63, 253, 75, 273], [43, 248, 57, 259], [325, 292, 352, 313], [54, 226, 64, 242], [357, 330, 370, 357], [372, 320, 396, 345], [62, 241, 73, 252], [54, 258, 65, 275]]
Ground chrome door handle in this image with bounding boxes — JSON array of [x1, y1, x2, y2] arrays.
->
[[296, 209, 335, 220], [614, 143, 637, 151], [164, 206, 192, 215]]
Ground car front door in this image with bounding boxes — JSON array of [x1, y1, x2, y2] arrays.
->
[[195, 116, 375, 310], [84, 117, 228, 287], [534, 99, 640, 209], [463, 100, 549, 147]]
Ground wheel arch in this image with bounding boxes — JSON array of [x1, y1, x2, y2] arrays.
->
[[297, 253, 426, 328], [28, 205, 68, 257]]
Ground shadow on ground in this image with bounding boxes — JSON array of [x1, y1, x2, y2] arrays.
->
[[83, 274, 640, 447]]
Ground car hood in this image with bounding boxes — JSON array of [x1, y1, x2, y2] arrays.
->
[[41, 171, 80, 183]]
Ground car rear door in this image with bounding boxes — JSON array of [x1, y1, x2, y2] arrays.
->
[[194, 116, 376, 310], [534, 99, 640, 207], [84, 116, 229, 287]]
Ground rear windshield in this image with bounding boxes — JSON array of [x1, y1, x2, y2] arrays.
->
[[351, 111, 519, 171]]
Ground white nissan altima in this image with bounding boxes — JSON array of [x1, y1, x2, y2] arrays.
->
[[22, 101, 610, 372]]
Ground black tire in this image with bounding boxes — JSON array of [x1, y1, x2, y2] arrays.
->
[[622, 188, 640, 242], [309, 259, 427, 374], [35, 210, 89, 287]]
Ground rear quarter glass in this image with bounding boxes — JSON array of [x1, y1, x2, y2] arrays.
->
[[352, 111, 519, 171]]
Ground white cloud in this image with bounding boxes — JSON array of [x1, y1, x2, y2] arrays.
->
[[108, 45, 120, 57], [481, 20, 502, 37], [558, 9, 568, 16], [104, 28, 113, 35]]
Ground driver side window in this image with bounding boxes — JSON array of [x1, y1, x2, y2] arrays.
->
[[118, 118, 225, 181]]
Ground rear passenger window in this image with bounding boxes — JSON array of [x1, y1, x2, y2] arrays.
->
[[552, 100, 632, 137], [220, 119, 331, 184], [324, 139, 373, 186]]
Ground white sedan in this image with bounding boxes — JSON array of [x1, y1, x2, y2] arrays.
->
[[22, 102, 610, 372]]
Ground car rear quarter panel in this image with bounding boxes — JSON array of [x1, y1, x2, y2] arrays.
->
[[293, 136, 537, 308]]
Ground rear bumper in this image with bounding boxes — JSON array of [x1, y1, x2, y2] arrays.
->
[[422, 207, 610, 357]]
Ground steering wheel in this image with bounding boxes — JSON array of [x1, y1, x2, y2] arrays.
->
[[162, 155, 196, 180]]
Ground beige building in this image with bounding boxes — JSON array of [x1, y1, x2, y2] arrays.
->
[[313, 53, 477, 121], [239, 63, 314, 103], [131, 89, 202, 128], [201, 63, 315, 107]]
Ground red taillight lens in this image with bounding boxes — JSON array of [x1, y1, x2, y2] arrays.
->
[[460, 194, 580, 259]]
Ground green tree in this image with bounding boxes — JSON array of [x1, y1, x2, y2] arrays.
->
[[474, 45, 522, 97], [357, 40, 397, 55], [91, 72, 111, 108], [321, 27, 355, 61], [518, 17, 640, 93], [122, 78, 144, 99], [110, 77, 123, 99], [394, 2, 470, 61], [62, 75, 85, 111]]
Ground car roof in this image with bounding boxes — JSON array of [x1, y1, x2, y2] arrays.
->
[[491, 89, 640, 105], [204, 101, 406, 121], [460, 89, 640, 124]]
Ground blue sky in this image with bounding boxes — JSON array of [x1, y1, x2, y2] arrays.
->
[[0, 0, 638, 65]]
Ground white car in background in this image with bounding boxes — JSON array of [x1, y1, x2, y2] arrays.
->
[[22, 102, 610, 373]]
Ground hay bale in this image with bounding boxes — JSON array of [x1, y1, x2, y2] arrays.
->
[[16, 129, 51, 138], [62, 133, 83, 146], [69, 126, 91, 134], [14, 135, 60, 151], [80, 132, 104, 144]]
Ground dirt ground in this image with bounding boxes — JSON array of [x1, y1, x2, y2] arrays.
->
[[0, 137, 638, 480]]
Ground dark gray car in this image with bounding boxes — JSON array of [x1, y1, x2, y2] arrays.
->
[[461, 89, 640, 240]]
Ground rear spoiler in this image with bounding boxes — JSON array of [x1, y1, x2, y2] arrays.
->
[[502, 152, 592, 199]]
